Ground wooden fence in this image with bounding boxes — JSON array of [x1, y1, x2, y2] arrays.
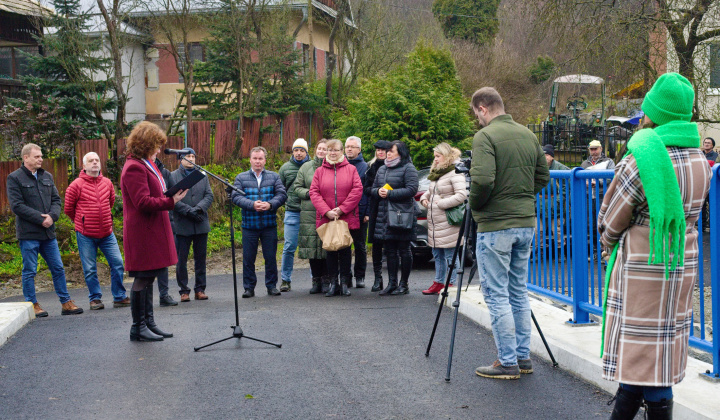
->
[[0, 158, 68, 214]]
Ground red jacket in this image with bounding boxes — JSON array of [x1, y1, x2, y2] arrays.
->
[[309, 157, 363, 230], [120, 156, 177, 272], [64, 170, 116, 239]]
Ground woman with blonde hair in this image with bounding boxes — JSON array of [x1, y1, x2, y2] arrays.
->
[[420, 143, 468, 295], [121, 122, 187, 341]]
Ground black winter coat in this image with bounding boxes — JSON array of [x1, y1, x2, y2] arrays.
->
[[364, 159, 384, 243], [370, 161, 419, 242], [7, 166, 62, 241], [168, 168, 214, 236]]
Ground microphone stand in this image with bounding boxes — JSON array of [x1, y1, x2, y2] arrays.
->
[[172, 156, 281, 351]]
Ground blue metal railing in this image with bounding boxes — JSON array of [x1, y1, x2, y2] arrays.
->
[[530, 167, 719, 378]]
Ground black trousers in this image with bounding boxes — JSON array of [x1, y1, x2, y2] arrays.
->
[[175, 233, 208, 294], [372, 239, 384, 279], [309, 258, 327, 278], [384, 240, 412, 283], [326, 247, 352, 282], [350, 221, 368, 279]]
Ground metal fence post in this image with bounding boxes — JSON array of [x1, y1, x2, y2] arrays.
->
[[705, 164, 720, 379], [569, 167, 591, 325]]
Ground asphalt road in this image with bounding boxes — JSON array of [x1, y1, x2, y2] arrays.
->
[[0, 267, 615, 419]]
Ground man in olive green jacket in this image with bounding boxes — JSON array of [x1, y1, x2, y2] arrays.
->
[[469, 87, 549, 380]]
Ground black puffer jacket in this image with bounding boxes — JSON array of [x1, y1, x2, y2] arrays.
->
[[370, 161, 419, 241]]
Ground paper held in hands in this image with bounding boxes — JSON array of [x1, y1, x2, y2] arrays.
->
[[382, 183, 393, 190], [164, 170, 206, 197]]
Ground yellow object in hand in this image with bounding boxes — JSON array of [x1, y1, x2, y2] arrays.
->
[[382, 183, 393, 190]]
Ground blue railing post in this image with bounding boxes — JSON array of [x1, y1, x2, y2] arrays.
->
[[569, 167, 592, 325], [705, 165, 720, 379]]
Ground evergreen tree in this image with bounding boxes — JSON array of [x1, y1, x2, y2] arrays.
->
[[432, 0, 500, 45], [19, 0, 116, 145]]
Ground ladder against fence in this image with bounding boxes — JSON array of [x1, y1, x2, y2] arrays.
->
[[531, 167, 720, 379]]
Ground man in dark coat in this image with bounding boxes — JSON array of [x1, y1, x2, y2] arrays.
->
[[469, 87, 549, 379], [153, 157, 178, 307], [7, 143, 84, 317], [168, 149, 214, 302], [231, 146, 287, 297], [344, 136, 369, 288], [364, 140, 392, 291]]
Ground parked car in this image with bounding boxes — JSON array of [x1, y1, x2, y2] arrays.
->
[[412, 167, 474, 267]]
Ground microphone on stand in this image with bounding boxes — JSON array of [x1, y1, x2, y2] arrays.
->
[[164, 148, 192, 157]]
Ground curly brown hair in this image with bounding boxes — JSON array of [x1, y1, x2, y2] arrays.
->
[[126, 121, 167, 159]]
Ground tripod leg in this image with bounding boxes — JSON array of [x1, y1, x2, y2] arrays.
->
[[531, 311, 559, 367], [194, 335, 237, 352], [241, 335, 283, 348]]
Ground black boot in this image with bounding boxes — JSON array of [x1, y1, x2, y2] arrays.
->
[[325, 276, 340, 297], [355, 277, 365, 288], [608, 386, 643, 420], [130, 289, 163, 342], [380, 250, 399, 295], [391, 279, 409, 295], [345, 276, 353, 288], [321, 275, 331, 294], [144, 285, 173, 338], [371, 276, 383, 292], [644, 399, 673, 420], [309, 277, 322, 294], [340, 276, 352, 296]]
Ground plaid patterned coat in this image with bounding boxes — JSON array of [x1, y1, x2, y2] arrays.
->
[[598, 147, 711, 386], [231, 169, 287, 230]]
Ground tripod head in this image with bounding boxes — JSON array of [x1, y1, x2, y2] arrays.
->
[[454, 150, 472, 174]]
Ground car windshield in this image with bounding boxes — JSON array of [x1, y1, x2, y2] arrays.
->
[[418, 167, 431, 192]]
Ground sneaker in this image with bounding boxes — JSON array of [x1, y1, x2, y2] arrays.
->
[[60, 300, 84, 315], [113, 297, 131, 308], [279, 280, 291, 292], [89, 300, 105, 310], [475, 360, 520, 380], [159, 295, 178, 306], [518, 358, 533, 374], [33, 302, 48, 318]]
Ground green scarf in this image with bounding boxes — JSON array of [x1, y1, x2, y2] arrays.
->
[[600, 120, 699, 356], [427, 164, 455, 181]]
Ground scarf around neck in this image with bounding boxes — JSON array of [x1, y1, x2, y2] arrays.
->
[[385, 157, 401, 168], [428, 164, 455, 181], [292, 155, 310, 166]]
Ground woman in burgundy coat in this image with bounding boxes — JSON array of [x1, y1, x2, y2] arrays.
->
[[309, 139, 363, 297], [121, 122, 187, 342]]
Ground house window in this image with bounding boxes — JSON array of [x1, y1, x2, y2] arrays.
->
[[300, 43, 316, 75], [0, 46, 39, 79], [0, 48, 12, 78], [710, 43, 720, 88], [178, 43, 205, 83]]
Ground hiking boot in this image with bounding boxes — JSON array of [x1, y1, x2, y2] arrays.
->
[[90, 300, 105, 310], [280, 280, 291, 292], [518, 358, 533, 374], [33, 303, 48, 318], [113, 297, 131, 308], [159, 295, 178, 307], [180, 293, 190, 302], [475, 360, 520, 380], [61, 300, 83, 315]]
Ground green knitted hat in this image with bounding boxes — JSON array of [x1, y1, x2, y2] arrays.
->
[[641, 72, 694, 126]]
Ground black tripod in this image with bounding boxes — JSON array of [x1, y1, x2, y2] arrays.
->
[[425, 197, 557, 381], [170, 156, 281, 351]]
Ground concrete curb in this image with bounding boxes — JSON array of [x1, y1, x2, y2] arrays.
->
[[0, 302, 34, 349], [443, 286, 720, 420]]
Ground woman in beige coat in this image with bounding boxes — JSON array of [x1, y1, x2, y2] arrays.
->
[[419, 143, 468, 295]]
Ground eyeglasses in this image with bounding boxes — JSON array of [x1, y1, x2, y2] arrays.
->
[[345, 146, 360, 149]]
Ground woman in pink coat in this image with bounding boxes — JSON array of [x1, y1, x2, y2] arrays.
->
[[309, 139, 363, 297], [121, 122, 187, 342]]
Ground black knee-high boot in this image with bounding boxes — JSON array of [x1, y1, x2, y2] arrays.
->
[[144, 285, 173, 338], [608, 387, 643, 420], [379, 253, 398, 296], [130, 289, 163, 342], [644, 399, 673, 420], [391, 250, 412, 295]]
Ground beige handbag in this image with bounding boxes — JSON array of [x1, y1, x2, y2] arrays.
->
[[317, 219, 353, 251]]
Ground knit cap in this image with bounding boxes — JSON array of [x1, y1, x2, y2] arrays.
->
[[542, 144, 554, 157], [641, 72, 694, 126], [292, 138, 309, 154]]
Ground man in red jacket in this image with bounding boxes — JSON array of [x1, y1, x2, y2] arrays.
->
[[65, 152, 129, 310]]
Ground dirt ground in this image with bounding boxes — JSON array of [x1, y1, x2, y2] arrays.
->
[[0, 247, 310, 301]]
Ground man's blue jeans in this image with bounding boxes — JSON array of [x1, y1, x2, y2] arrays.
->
[[242, 226, 278, 290], [432, 247, 458, 285], [19, 239, 71, 304], [280, 211, 300, 282], [476, 227, 534, 367], [76, 232, 127, 302]]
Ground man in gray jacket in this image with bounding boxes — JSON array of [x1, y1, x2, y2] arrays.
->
[[7, 143, 83, 317], [167, 149, 214, 302]]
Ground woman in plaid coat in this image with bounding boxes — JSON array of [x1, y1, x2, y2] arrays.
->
[[598, 73, 711, 419]]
